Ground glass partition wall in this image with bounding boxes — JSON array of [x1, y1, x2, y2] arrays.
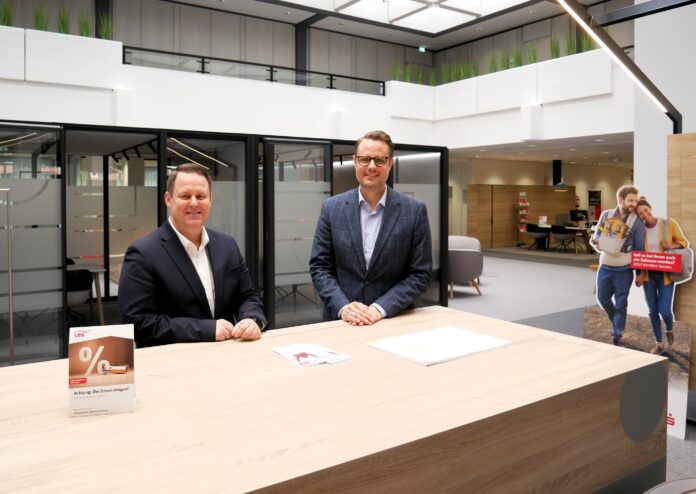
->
[[65, 129, 159, 302], [263, 140, 331, 329], [2, 123, 446, 366], [0, 125, 63, 366]]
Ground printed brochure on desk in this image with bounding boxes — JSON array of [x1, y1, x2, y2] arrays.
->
[[68, 324, 135, 417]]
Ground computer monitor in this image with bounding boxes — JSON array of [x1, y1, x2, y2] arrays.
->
[[570, 209, 588, 222]]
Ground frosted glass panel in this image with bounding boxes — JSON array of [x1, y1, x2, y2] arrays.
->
[[0, 179, 60, 225], [393, 151, 441, 306], [210, 181, 246, 251], [1, 125, 62, 366], [270, 142, 329, 328]]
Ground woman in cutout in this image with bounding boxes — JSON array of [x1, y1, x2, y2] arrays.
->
[[635, 197, 689, 354]]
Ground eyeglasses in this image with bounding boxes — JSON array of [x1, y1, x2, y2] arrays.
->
[[355, 155, 390, 167]]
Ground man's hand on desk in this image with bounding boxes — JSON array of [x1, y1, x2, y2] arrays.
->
[[340, 302, 383, 326], [215, 318, 262, 341], [232, 318, 262, 341]]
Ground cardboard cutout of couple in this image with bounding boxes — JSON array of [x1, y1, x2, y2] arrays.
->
[[585, 190, 693, 439]]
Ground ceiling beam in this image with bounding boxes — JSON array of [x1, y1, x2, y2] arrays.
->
[[591, 0, 696, 28]]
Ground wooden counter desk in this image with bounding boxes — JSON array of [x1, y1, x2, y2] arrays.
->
[[0, 306, 667, 493]]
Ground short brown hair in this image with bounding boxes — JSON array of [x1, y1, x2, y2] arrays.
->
[[167, 163, 211, 195], [355, 130, 394, 157], [616, 185, 639, 202]]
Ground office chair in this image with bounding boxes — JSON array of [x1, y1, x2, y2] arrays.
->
[[526, 224, 549, 251], [448, 235, 483, 297], [66, 269, 94, 326], [550, 225, 577, 253]]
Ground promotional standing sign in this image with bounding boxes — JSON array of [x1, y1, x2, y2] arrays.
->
[[68, 324, 135, 417]]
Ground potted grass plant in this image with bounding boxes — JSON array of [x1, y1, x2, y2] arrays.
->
[[0, 0, 13, 26], [57, 4, 70, 34], [550, 37, 560, 58], [78, 11, 91, 36], [500, 51, 510, 70], [526, 42, 537, 64], [390, 61, 400, 81], [488, 54, 497, 74], [33, 3, 48, 31], [565, 30, 577, 55], [97, 12, 113, 40]]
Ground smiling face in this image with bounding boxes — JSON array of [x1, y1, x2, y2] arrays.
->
[[353, 138, 393, 194], [619, 192, 639, 214], [165, 171, 211, 242], [636, 204, 655, 225]]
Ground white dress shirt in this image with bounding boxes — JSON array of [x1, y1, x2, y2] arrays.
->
[[168, 217, 215, 317]]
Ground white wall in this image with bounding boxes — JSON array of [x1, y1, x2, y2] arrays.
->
[[634, 3, 696, 218], [0, 28, 635, 151]]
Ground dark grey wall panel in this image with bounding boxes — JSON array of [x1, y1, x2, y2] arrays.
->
[[354, 38, 378, 80], [211, 12, 242, 61], [177, 4, 212, 56], [309, 29, 330, 73], [141, 0, 175, 51], [328, 32, 354, 77], [245, 17, 273, 65], [273, 22, 294, 67], [114, 0, 141, 46]]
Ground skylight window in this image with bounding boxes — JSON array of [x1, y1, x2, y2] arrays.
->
[[281, 0, 530, 33]]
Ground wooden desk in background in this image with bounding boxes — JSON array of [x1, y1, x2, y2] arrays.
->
[[67, 263, 105, 325], [566, 226, 594, 253], [0, 307, 666, 493]]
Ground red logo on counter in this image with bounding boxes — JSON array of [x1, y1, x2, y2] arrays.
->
[[667, 413, 675, 427]]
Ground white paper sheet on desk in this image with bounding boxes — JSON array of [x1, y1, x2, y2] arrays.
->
[[367, 325, 511, 366], [273, 343, 353, 367]]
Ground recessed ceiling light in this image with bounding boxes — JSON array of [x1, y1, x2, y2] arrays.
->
[[528, 144, 537, 147], [553, 154, 559, 158], [594, 138, 605, 142], [603, 151, 611, 154], [474, 155, 482, 158], [478, 149, 486, 152], [570, 161, 577, 164], [569, 148, 576, 151]]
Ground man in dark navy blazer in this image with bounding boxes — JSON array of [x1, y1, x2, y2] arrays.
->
[[118, 163, 266, 347], [310, 130, 432, 325]]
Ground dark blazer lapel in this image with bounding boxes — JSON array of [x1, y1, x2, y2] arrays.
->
[[207, 231, 225, 319], [159, 222, 212, 317], [345, 189, 367, 274], [369, 188, 401, 272]]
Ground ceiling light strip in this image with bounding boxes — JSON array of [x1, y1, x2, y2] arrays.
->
[[170, 138, 229, 168], [166, 147, 209, 170], [557, 0, 682, 133]]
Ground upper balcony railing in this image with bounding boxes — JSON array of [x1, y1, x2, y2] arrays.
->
[[123, 46, 386, 97]]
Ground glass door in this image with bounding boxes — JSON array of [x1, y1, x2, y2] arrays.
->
[[263, 140, 331, 329], [0, 125, 63, 366]]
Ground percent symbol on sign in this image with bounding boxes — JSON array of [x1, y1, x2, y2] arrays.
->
[[78, 346, 110, 376]]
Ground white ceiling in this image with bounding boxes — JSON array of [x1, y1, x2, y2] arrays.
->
[[449, 132, 634, 168], [178, 0, 570, 50]]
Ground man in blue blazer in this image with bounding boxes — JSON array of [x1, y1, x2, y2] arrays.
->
[[118, 163, 266, 347], [310, 130, 432, 324]]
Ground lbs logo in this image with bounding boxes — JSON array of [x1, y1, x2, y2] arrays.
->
[[73, 329, 91, 338]]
